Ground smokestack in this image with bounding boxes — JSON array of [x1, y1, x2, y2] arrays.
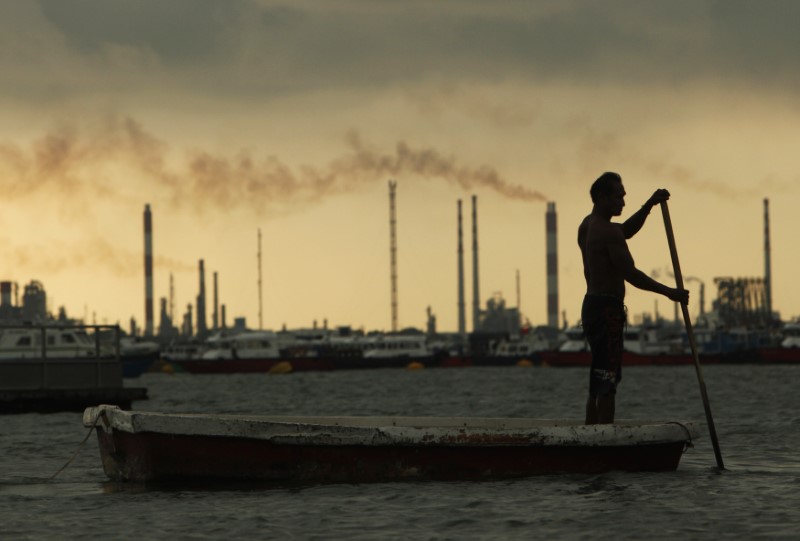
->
[[143, 204, 154, 336], [197, 259, 207, 337], [158, 297, 169, 335], [546, 202, 559, 328], [388, 180, 398, 332], [221, 304, 227, 329], [183, 303, 193, 337], [257, 228, 263, 330], [764, 198, 772, 320], [213, 271, 219, 330], [0, 281, 12, 307], [457, 199, 466, 337], [700, 282, 705, 316], [471, 195, 480, 332]]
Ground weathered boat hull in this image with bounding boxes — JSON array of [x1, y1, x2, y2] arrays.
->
[[84, 406, 697, 483]]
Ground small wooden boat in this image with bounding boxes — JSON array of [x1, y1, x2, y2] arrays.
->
[[83, 405, 698, 483]]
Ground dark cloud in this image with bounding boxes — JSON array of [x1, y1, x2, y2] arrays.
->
[[708, 0, 800, 77], [37, 0, 247, 64], [7, 0, 798, 100]]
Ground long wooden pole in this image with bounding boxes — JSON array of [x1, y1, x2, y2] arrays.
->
[[661, 201, 725, 470]]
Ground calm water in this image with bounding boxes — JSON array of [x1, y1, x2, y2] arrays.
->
[[2, 364, 799, 540]]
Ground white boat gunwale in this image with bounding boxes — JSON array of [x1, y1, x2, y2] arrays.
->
[[84, 405, 698, 448]]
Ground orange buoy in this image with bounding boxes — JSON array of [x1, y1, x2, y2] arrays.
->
[[269, 361, 293, 374]]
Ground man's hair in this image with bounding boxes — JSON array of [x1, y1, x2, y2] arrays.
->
[[590, 172, 622, 203]]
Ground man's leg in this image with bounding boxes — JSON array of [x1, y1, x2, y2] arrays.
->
[[597, 393, 615, 424], [585, 393, 598, 424]]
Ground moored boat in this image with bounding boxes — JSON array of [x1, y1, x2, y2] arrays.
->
[[0, 325, 148, 413], [166, 330, 457, 373], [167, 330, 339, 373], [0, 326, 106, 359], [779, 321, 800, 349], [482, 329, 551, 366], [752, 321, 800, 363], [83, 405, 698, 483]]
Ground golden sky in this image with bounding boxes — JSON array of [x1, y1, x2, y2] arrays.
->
[[1, 1, 798, 332]]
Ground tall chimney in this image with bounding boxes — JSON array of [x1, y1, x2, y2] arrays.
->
[[700, 282, 705, 316], [169, 272, 174, 323], [0, 281, 12, 307], [388, 180, 398, 332], [158, 297, 169, 335], [457, 200, 466, 338], [213, 271, 219, 330], [143, 204, 154, 336], [546, 202, 559, 328], [471, 195, 480, 332], [197, 259, 207, 337], [183, 303, 193, 337], [258, 228, 263, 330], [764, 198, 772, 320]]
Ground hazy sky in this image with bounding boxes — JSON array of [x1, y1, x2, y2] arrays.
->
[[1, 0, 798, 332]]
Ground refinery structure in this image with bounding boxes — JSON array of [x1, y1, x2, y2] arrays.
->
[[134, 181, 564, 345], [0, 187, 782, 347], [145, 183, 773, 342]]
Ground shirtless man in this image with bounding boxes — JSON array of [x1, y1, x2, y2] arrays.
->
[[578, 172, 689, 424]]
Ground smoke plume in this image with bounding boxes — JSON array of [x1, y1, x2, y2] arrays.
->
[[0, 116, 547, 215], [0, 235, 195, 278]]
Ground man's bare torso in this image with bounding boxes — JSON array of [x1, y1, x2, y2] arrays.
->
[[578, 214, 628, 299]]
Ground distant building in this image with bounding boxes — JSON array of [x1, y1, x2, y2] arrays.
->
[[475, 293, 521, 336], [232, 317, 247, 333], [21, 280, 48, 322], [712, 276, 774, 328], [0, 281, 22, 321], [182, 304, 193, 338], [158, 297, 179, 339]]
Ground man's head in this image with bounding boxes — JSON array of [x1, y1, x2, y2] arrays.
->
[[590, 172, 625, 216]]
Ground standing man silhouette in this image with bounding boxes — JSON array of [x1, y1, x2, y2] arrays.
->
[[578, 172, 689, 424]]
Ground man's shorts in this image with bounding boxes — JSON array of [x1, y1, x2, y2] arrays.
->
[[581, 294, 626, 396]]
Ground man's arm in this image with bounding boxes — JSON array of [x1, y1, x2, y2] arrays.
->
[[621, 189, 670, 239], [607, 229, 689, 303]]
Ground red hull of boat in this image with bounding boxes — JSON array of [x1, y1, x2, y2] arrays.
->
[[757, 347, 800, 363], [541, 348, 800, 366], [85, 406, 697, 483], [94, 429, 687, 483]]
